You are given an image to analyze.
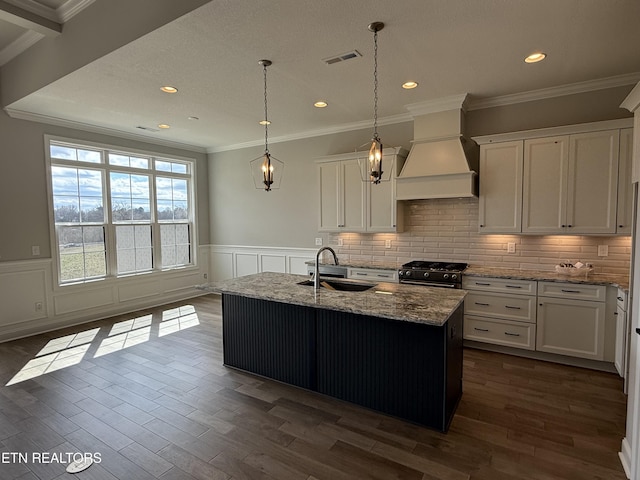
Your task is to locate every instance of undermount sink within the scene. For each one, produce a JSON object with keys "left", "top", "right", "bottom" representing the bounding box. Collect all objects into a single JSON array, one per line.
[{"left": 297, "top": 279, "right": 377, "bottom": 292}]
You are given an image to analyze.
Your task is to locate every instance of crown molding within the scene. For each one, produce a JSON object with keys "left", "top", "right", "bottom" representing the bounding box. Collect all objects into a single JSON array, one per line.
[
  {"left": 0, "top": 30, "right": 42, "bottom": 66},
  {"left": 209, "top": 112, "right": 413, "bottom": 153},
  {"left": 467, "top": 72, "right": 640, "bottom": 110},
  {"left": 404, "top": 94, "right": 470, "bottom": 116},
  {"left": 621, "top": 81, "right": 640, "bottom": 112},
  {"left": 57, "top": 0, "right": 95, "bottom": 22},
  {"left": 4, "top": 0, "right": 93, "bottom": 23},
  {"left": 5, "top": 108, "right": 208, "bottom": 154}
]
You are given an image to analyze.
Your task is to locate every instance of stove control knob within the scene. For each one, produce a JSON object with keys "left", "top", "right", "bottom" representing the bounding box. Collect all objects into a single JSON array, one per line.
[
  {"left": 443, "top": 273, "right": 450, "bottom": 279},
  {"left": 398, "top": 270, "right": 404, "bottom": 276},
  {"left": 423, "top": 272, "right": 430, "bottom": 278},
  {"left": 451, "top": 274, "right": 457, "bottom": 280},
  {"left": 405, "top": 271, "right": 412, "bottom": 277}
]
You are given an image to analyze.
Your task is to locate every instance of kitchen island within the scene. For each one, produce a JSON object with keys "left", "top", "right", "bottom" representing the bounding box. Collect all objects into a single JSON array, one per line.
[{"left": 206, "top": 272, "right": 466, "bottom": 432}]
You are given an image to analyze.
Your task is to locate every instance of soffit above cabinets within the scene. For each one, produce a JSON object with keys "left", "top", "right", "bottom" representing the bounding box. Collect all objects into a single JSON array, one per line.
[{"left": 0, "top": 0, "right": 94, "bottom": 66}]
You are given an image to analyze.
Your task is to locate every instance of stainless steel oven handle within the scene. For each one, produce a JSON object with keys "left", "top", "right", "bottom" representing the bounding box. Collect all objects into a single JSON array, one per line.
[{"left": 400, "top": 280, "right": 457, "bottom": 288}]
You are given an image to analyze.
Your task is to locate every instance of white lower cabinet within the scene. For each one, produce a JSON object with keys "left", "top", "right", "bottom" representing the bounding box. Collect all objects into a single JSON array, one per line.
[
  {"left": 347, "top": 267, "right": 398, "bottom": 282},
  {"left": 464, "top": 276, "right": 614, "bottom": 363},
  {"left": 615, "top": 288, "right": 628, "bottom": 377},
  {"left": 464, "top": 315, "right": 536, "bottom": 350},
  {"left": 536, "top": 282, "right": 606, "bottom": 360},
  {"left": 462, "top": 277, "right": 537, "bottom": 351}
]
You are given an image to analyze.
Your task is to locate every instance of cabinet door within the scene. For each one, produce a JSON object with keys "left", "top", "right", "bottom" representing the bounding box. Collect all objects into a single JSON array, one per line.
[
  {"left": 318, "top": 162, "right": 340, "bottom": 231},
  {"left": 367, "top": 156, "right": 401, "bottom": 232},
  {"left": 536, "top": 297, "right": 605, "bottom": 360},
  {"left": 566, "top": 130, "right": 619, "bottom": 234},
  {"left": 478, "top": 141, "right": 523, "bottom": 233},
  {"left": 522, "top": 136, "right": 569, "bottom": 234},
  {"left": 341, "top": 159, "right": 366, "bottom": 232},
  {"left": 615, "top": 303, "right": 627, "bottom": 376},
  {"left": 617, "top": 128, "right": 634, "bottom": 235}
]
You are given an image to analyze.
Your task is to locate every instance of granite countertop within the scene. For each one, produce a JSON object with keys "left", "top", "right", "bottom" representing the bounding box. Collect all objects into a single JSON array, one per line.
[
  {"left": 200, "top": 272, "right": 465, "bottom": 327},
  {"left": 465, "top": 266, "right": 629, "bottom": 291}
]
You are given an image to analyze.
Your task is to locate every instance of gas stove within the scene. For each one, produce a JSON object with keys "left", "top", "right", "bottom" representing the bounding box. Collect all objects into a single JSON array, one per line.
[{"left": 398, "top": 260, "right": 468, "bottom": 288}]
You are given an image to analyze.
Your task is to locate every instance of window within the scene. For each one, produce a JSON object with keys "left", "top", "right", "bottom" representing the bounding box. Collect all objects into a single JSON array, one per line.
[{"left": 47, "top": 139, "right": 195, "bottom": 285}]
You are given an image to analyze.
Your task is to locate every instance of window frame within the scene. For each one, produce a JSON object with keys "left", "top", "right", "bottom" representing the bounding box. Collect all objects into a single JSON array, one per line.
[{"left": 45, "top": 135, "right": 198, "bottom": 288}]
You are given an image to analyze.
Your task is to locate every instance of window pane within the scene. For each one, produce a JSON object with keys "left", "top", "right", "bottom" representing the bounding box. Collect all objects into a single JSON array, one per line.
[
  {"left": 52, "top": 167, "right": 103, "bottom": 224},
  {"left": 156, "top": 177, "right": 189, "bottom": 221},
  {"left": 109, "top": 153, "right": 150, "bottom": 169},
  {"left": 160, "top": 224, "right": 191, "bottom": 269},
  {"left": 155, "top": 160, "right": 172, "bottom": 172},
  {"left": 110, "top": 172, "right": 150, "bottom": 223},
  {"left": 115, "top": 225, "right": 152, "bottom": 275},
  {"left": 50, "top": 145, "right": 101, "bottom": 163},
  {"left": 58, "top": 226, "right": 106, "bottom": 282}
]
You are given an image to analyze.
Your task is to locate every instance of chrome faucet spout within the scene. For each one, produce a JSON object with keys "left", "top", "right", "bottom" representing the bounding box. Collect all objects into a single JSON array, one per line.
[{"left": 314, "top": 246, "right": 339, "bottom": 291}]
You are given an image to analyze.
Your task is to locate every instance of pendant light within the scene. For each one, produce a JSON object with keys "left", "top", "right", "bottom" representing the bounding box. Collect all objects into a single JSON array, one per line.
[
  {"left": 250, "top": 59, "right": 283, "bottom": 191},
  {"left": 367, "top": 21, "right": 384, "bottom": 184}
]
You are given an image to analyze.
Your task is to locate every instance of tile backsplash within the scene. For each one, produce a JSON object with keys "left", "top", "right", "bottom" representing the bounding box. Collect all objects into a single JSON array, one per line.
[{"left": 330, "top": 198, "right": 632, "bottom": 275}]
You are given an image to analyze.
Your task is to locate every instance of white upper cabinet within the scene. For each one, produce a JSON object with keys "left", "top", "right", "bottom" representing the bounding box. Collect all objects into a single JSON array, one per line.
[
  {"left": 523, "top": 130, "right": 620, "bottom": 235},
  {"left": 478, "top": 140, "right": 523, "bottom": 233},
  {"left": 617, "top": 128, "right": 634, "bottom": 234},
  {"left": 522, "top": 135, "right": 569, "bottom": 234},
  {"left": 317, "top": 148, "right": 407, "bottom": 233}
]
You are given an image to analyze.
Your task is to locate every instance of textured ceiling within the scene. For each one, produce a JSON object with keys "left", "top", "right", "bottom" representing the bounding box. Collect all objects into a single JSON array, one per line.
[{"left": 4, "top": 0, "right": 640, "bottom": 152}]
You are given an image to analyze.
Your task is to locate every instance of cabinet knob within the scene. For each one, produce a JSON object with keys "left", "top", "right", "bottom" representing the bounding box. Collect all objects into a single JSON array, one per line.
[
  {"left": 619, "top": 225, "right": 624, "bottom": 228},
  {"left": 561, "top": 224, "right": 566, "bottom": 228},
  {"left": 479, "top": 224, "right": 484, "bottom": 228},
  {"left": 568, "top": 225, "right": 572, "bottom": 228}
]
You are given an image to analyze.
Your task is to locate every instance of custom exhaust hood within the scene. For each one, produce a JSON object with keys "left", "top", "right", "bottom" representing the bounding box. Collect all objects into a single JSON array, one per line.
[{"left": 396, "top": 95, "right": 479, "bottom": 200}]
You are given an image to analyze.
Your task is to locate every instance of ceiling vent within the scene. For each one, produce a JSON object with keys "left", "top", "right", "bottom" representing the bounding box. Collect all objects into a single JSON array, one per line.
[{"left": 323, "top": 50, "right": 362, "bottom": 65}]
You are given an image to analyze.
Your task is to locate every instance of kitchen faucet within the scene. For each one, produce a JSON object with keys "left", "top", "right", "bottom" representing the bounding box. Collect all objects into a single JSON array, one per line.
[{"left": 314, "top": 246, "right": 339, "bottom": 291}]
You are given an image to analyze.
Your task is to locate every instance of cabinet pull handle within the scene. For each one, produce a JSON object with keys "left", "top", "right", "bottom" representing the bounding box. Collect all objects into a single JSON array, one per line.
[
  {"left": 614, "top": 312, "right": 618, "bottom": 315},
  {"left": 474, "top": 327, "right": 489, "bottom": 332},
  {"left": 617, "top": 296, "right": 624, "bottom": 301},
  {"left": 504, "top": 332, "right": 521, "bottom": 337},
  {"left": 636, "top": 328, "right": 640, "bottom": 336},
  {"left": 561, "top": 289, "right": 581, "bottom": 293},
  {"left": 356, "top": 272, "right": 367, "bottom": 276},
  {"left": 619, "top": 225, "right": 624, "bottom": 228},
  {"left": 475, "top": 302, "right": 490, "bottom": 306},
  {"left": 505, "top": 285, "right": 522, "bottom": 289},
  {"left": 475, "top": 282, "right": 491, "bottom": 286},
  {"left": 378, "top": 274, "right": 390, "bottom": 278},
  {"left": 505, "top": 305, "right": 521, "bottom": 310}
]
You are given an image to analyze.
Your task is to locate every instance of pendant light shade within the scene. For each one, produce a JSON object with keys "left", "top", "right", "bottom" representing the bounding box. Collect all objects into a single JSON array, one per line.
[
  {"left": 367, "top": 21, "right": 384, "bottom": 184},
  {"left": 250, "top": 59, "right": 283, "bottom": 191}
]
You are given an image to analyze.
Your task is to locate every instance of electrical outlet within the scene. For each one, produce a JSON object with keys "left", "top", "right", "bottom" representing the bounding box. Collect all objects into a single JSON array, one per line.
[
  {"left": 507, "top": 242, "right": 516, "bottom": 254},
  {"left": 31, "top": 245, "right": 40, "bottom": 256},
  {"left": 385, "top": 239, "right": 392, "bottom": 249},
  {"left": 35, "top": 302, "right": 43, "bottom": 312},
  {"left": 315, "top": 237, "right": 323, "bottom": 246},
  {"left": 337, "top": 238, "right": 344, "bottom": 247},
  {"left": 598, "top": 244, "right": 609, "bottom": 257},
  {"left": 203, "top": 273, "right": 208, "bottom": 280}
]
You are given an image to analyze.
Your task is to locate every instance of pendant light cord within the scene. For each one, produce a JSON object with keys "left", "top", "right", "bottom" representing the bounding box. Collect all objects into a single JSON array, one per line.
[
  {"left": 372, "top": 28, "right": 379, "bottom": 140},
  {"left": 263, "top": 62, "right": 269, "bottom": 154}
]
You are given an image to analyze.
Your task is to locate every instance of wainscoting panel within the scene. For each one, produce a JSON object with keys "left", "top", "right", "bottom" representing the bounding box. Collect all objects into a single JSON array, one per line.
[
  {"left": 0, "top": 260, "right": 49, "bottom": 327},
  {"left": 210, "top": 245, "right": 316, "bottom": 281}
]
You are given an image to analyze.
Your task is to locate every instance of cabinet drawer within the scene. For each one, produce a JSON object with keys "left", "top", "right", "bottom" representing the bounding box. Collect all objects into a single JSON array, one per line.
[
  {"left": 464, "top": 291, "right": 536, "bottom": 323},
  {"left": 537, "top": 281, "right": 606, "bottom": 301},
  {"left": 464, "top": 315, "right": 535, "bottom": 350},
  {"left": 347, "top": 268, "right": 398, "bottom": 282},
  {"left": 462, "top": 276, "right": 537, "bottom": 295}
]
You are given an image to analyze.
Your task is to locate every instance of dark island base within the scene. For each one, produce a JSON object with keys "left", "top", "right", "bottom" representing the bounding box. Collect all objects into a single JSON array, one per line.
[{"left": 222, "top": 294, "right": 463, "bottom": 432}]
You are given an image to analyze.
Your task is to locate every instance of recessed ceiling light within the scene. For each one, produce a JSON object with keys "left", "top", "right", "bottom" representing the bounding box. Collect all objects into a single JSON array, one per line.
[
  {"left": 314, "top": 101, "right": 328, "bottom": 108},
  {"left": 524, "top": 52, "right": 546, "bottom": 64},
  {"left": 158, "top": 124, "right": 171, "bottom": 129},
  {"left": 402, "top": 81, "right": 418, "bottom": 89},
  {"left": 259, "top": 120, "right": 271, "bottom": 125},
  {"left": 188, "top": 116, "right": 199, "bottom": 121},
  {"left": 160, "top": 86, "right": 178, "bottom": 93}
]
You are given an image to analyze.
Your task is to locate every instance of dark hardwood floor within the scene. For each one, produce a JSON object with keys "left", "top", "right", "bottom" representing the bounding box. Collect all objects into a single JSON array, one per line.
[{"left": 0, "top": 294, "right": 628, "bottom": 480}]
